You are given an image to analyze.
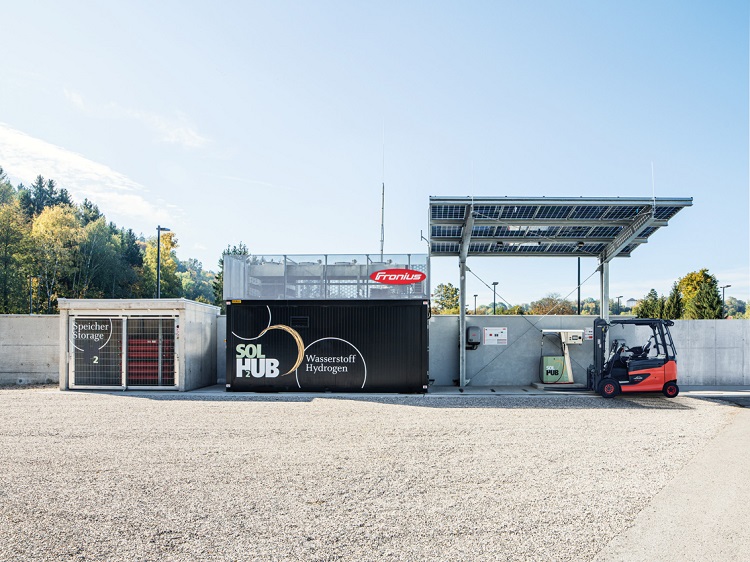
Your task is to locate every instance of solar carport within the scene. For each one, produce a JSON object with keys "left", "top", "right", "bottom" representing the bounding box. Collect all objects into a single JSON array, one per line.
[{"left": 428, "top": 196, "right": 692, "bottom": 386}]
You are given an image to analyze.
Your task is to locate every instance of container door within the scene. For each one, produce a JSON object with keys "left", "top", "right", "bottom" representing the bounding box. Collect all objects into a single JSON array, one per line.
[
  {"left": 70, "top": 317, "right": 124, "bottom": 388},
  {"left": 126, "top": 317, "right": 176, "bottom": 387}
]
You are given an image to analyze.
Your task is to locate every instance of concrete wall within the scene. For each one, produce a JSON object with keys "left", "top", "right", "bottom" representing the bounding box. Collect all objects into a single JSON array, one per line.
[
  {"left": 1, "top": 314, "right": 747, "bottom": 388},
  {"left": 429, "top": 316, "right": 750, "bottom": 387},
  {"left": 0, "top": 315, "right": 60, "bottom": 385}
]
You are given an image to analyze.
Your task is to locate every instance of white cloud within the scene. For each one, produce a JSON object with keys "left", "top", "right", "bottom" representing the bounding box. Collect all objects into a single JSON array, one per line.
[
  {"left": 0, "top": 123, "right": 174, "bottom": 227},
  {"left": 63, "top": 88, "right": 209, "bottom": 149}
]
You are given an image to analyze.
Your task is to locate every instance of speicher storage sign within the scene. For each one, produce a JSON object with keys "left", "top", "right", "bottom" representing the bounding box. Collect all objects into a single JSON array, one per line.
[{"left": 226, "top": 299, "right": 429, "bottom": 393}]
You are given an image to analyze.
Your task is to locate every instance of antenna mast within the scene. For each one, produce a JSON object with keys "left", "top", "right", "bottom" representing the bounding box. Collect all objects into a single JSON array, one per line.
[{"left": 380, "top": 123, "right": 385, "bottom": 260}]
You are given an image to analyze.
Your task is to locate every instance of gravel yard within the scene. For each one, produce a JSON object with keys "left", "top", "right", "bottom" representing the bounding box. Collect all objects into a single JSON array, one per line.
[{"left": 0, "top": 387, "right": 736, "bottom": 561}]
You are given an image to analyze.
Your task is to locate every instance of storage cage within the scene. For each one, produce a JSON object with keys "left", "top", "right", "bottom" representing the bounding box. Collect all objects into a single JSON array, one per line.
[
  {"left": 226, "top": 299, "right": 429, "bottom": 393},
  {"left": 59, "top": 299, "right": 220, "bottom": 391}
]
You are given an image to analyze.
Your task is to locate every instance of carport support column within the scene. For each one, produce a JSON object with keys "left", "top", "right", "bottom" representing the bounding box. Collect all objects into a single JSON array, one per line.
[
  {"left": 459, "top": 259, "right": 467, "bottom": 387},
  {"left": 600, "top": 260, "right": 610, "bottom": 322}
]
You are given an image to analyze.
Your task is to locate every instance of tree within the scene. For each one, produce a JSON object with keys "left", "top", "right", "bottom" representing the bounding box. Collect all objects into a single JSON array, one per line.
[
  {"left": 213, "top": 242, "right": 249, "bottom": 307},
  {"left": 0, "top": 166, "right": 16, "bottom": 205},
  {"left": 529, "top": 293, "right": 576, "bottom": 315},
  {"left": 432, "top": 282, "right": 459, "bottom": 314},
  {"left": 725, "top": 297, "right": 746, "bottom": 318},
  {"left": 142, "top": 231, "right": 180, "bottom": 298},
  {"left": 70, "top": 217, "right": 118, "bottom": 298},
  {"left": 177, "top": 258, "right": 215, "bottom": 302},
  {"left": 684, "top": 280, "right": 723, "bottom": 319},
  {"left": 663, "top": 282, "right": 683, "bottom": 320},
  {"left": 0, "top": 200, "right": 31, "bottom": 312},
  {"left": 18, "top": 175, "right": 73, "bottom": 217},
  {"left": 30, "top": 204, "right": 81, "bottom": 313},
  {"left": 635, "top": 289, "right": 661, "bottom": 318},
  {"left": 678, "top": 269, "right": 715, "bottom": 314}
]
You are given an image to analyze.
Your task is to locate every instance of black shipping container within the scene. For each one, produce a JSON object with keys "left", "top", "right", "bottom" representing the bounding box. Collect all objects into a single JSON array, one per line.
[{"left": 226, "top": 299, "right": 429, "bottom": 393}]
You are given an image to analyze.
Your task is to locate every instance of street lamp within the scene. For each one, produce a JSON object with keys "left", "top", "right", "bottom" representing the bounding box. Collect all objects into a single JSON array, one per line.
[
  {"left": 616, "top": 295, "right": 623, "bottom": 316},
  {"left": 720, "top": 284, "right": 731, "bottom": 318},
  {"left": 492, "top": 281, "right": 498, "bottom": 315},
  {"left": 473, "top": 294, "right": 478, "bottom": 315},
  {"left": 156, "top": 225, "right": 171, "bottom": 298}
]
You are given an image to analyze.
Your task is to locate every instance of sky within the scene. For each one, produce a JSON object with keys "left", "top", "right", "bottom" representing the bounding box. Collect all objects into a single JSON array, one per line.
[{"left": 1, "top": 1, "right": 748, "bottom": 307}]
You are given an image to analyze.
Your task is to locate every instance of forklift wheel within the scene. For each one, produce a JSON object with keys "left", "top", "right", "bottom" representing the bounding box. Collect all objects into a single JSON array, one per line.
[
  {"left": 663, "top": 382, "right": 679, "bottom": 398},
  {"left": 599, "top": 378, "right": 621, "bottom": 398}
]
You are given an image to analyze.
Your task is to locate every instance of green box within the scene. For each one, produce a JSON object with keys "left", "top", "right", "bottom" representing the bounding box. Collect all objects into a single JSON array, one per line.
[{"left": 540, "top": 356, "right": 567, "bottom": 383}]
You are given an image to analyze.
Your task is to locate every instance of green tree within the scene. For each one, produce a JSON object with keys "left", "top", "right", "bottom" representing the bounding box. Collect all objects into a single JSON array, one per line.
[
  {"left": 142, "top": 231, "right": 180, "bottom": 298},
  {"left": 725, "top": 297, "right": 746, "bottom": 318},
  {"left": 213, "top": 242, "right": 249, "bottom": 307},
  {"left": 684, "top": 279, "right": 723, "bottom": 319},
  {"left": 18, "top": 175, "right": 73, "bottom": 217},
  {"left": 31, "top": 204, "right": 81, "bottom": 313},
  {"left": 432, "top": 282, "right": 460, "bottom": 314},
  {"left": 177, "top": 258, "right": 215, "bottom": 302},
  {"left": 0, "top": 200, "right": 31, "bottom": 312},
  {"left": 0, "top": 166, "right": 16, "bottom": 205},
  {"left": 529, "top": 293, "right": 576, "bottom": 315},
  {"left": 70, "top": 217, "right": 119, "bottom": 298},
  {"left": 663, "top": 282, "right": 683, "bottom": 320},
  {"left": 635, "top": 289, "right": 661, "bottom": 318},
  {"left": 677, "top": 269, "right": 715, "bottom": 313}
]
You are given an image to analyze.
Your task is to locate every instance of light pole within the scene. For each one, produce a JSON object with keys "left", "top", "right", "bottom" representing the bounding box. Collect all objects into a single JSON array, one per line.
[
  {"left": 473, "top": 294, "right": 478, "bottom": 315},
  {"left": 720, "top": 284, "right": 731, "bottom": 318},
  {"left": 616, "top": 295, "right": 623, "bottom": 316},
  {"left": 492, "top": 281, "right": 498, "bottom": 315},
  {"left": 156, "top": 225, "right": 171, "bottom": 298}
]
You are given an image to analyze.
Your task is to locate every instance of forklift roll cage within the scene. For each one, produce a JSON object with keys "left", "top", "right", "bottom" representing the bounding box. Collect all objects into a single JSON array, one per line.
[{"left": 590, "top": 317, "right": 679, "bottom": 398}]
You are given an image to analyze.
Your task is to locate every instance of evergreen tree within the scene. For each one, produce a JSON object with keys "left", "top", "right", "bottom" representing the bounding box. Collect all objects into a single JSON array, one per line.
[
  {"left": 635, "top": 289, "right": 660, "bottom": 318},
  {"left": 685, "top": 280, "right": 723, "bottom": 319},
  {"left": 664, "top": 282, "right": 683, "bottom": 320}
]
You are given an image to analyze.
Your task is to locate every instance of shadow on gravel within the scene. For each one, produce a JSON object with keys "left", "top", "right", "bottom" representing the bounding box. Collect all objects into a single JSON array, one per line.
[{"left": 75, "top": 390, "right": 701, "bottom": 411}]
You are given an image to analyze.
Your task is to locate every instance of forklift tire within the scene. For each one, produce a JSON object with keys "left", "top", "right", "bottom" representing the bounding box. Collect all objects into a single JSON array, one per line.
[
  {"left": 599, "top": 378, "right": 621, "bottom": 398},
  {"left": 663, "top": 382, "right": 679, "bottom": 398}
]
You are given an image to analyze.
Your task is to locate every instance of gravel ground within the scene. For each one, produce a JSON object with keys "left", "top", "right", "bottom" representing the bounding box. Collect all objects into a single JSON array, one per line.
[{"left": 0, "top": 386, "right": 736, "bottom": 561}]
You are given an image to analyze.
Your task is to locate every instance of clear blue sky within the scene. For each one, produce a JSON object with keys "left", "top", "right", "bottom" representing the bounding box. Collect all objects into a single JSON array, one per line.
[{"left": 1, "top": 1, "right": 747, "bottom": 306}]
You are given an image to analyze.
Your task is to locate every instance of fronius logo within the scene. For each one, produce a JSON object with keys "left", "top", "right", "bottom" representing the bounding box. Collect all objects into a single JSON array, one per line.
[{"left": 370, "top": 268, "right": 426, "bottom": 285}]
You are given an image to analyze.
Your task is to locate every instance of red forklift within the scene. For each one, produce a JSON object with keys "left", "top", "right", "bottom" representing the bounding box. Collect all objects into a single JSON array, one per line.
[{"left": 589, "top": 318, "right": 679, "bottom": 398}]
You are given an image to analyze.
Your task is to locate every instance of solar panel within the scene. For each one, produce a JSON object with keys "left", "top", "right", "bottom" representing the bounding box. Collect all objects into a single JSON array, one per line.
[
  {"left": 471, "top": 225, "right": 496, "bottom": 237},
  {"left": 428, "top": 197, "right": 691, "bottom": 259},
  {"left": 516, "top": 244, "right": 547, "bottom": 253},
  {"left": 570, "top": 206, "right": 608, "bottom": 219},
  {"left": 432, "top": 225, "right": 462, "bottom": 238},
  {"left": 546, "top": 244, "right": 577, "bottom": 253},
  {"left": 604, "top": 205, "right": 644, "bottom": 219},
  {"left": 589, "top": 226, "right": 622, "bottom": 238},
  {"left": 654, "top": 206, "right": 681, "bottom": 220},
  {"left": 534, "top": 205, "right": 573, "bottom": 219},
  {"left": 431, "top": 242, "right": 459, "bottom": 253},
  {"left": 495, "top": 226, "right": 527, "bottom": 237},
  {"left": 431, "top": 205, "right": 465, "bottom": 220},
  {"left": 473, "top": 205, "right": 502, "bottom": 219},
  {"left": 500, "top": 205, "right": 538, "bottom": 219},
  {"left": 557, "top": 226, "right": 591, "bottom": 238},
  {"left": 469, "top": 242, "right": 492, "bottom": 253}
]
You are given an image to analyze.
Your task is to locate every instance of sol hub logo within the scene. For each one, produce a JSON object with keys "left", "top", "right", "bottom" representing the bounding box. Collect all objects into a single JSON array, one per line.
[{"left": 235, "top": 343, "right": 280, "bottom": 378}]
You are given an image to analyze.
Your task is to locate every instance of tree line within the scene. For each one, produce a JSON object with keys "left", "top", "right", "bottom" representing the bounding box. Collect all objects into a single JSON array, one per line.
[
  {"left": 431, "top": 268, "right": 746, "bottom": 319},
  {"left": 633, "top": 269, "right": 745, "bottom": 319},
  {"left": 0, "top": 166, "right": 216, "bottom": 313}
]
